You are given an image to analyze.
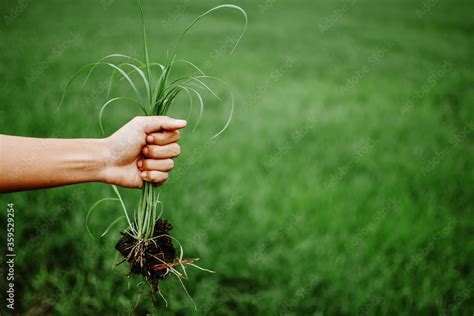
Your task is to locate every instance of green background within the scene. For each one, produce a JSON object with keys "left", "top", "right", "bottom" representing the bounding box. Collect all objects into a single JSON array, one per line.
[{"left": 1, "top": 0, "right": 473, "bottom": 314}]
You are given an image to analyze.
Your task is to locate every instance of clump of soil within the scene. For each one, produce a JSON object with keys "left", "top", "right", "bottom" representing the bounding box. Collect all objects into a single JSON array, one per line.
[{"left": 116, "top": 219, "right": 177, "bottom": 291}]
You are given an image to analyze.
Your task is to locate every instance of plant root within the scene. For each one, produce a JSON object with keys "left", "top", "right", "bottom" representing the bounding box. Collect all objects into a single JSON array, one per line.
[{"left": 115, "top": 219, "right": 177, "bottom": 292}]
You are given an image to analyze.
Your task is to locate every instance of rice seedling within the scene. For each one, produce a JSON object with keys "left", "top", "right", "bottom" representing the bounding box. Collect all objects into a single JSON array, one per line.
[{"left": 58, "top": 0, "right": 247, "bottom": 310}]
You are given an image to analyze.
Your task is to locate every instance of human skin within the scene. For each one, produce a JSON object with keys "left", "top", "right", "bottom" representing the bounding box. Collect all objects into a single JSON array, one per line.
[{"left": 0, "top": 116, "right": 186, "bottom": 192}]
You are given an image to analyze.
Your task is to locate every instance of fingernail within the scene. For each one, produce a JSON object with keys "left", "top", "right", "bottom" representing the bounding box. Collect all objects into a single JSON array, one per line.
[
  {"left": 141, "top": 172, "right": 147, "bottom": 178},
  {"left": 137, "top": 160, "right": 143, "bottom": 168},
  {"left": 143, "top": 147, "right": 149, "bottom": 155},
  {"left": 176, "top": 119, "right": 187, "bottom": 125},
  {"left": 147, "top": 135, "right": 154, "bottom": 143}
]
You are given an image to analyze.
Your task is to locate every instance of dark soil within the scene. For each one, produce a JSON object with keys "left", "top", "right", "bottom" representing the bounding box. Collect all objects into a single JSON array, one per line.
[{"left": 115, "top": 219, "right": 177, "bottom": 291}]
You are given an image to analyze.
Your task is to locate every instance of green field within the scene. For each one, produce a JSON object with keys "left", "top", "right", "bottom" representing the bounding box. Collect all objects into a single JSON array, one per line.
[{"left": 1, "top": 0, "right": 473, "bottom": 314}]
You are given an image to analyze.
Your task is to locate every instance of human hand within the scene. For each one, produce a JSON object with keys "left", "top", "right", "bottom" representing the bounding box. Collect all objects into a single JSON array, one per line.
[{"left": 100, "top": 116, "right": 187, "bottom": 188}]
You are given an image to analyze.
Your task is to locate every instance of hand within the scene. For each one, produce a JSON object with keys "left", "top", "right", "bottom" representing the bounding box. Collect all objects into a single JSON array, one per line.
[
  {"left": 100, "top": 116, "right": 187, "bottom": 188},
  {"left": 0, "top": 116, "right": 186, "bottom": 192}
]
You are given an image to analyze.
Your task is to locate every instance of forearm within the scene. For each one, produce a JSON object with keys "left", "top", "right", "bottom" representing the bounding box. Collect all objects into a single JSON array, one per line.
[{"left": 0, "top": 135, "right": 108, "bottom": 192}]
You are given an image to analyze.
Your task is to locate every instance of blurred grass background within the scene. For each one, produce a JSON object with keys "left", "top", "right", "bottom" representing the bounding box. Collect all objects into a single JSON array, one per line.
[{"left": 1, "top": 0, "right": 473, "bottom": 314}]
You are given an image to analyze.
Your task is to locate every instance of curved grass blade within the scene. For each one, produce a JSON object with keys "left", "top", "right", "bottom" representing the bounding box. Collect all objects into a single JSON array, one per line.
[
  {"left": 85, "top": 197, "right": 120, "bottom": 239},
  {"left": 99, "top": 97, "right": 147, "bottom": 133},
  {"left": 101, "top": 215, "right": 125, "bottom": 237},
  {"left": 192, "top": 76, "right": 234, "bottom": 138},
  {"left": 101, "top": 62, "right": 144, "bottom": 104},
  {"left": 57, "top": 63, "right": 96, "bottom": 111},
  {"left": 123, "top": 63, "right": 150, "bottom": 104},
  {"left": 112, "top": 185, "right": 136, "bottom": 235},
  {"left": 170, "top": 4, "right": 248, "bottom": 62},
  {"left": 149, "top": 62, "right": 165, "bottom": 72},
  {"left": 189, "top": 77, "right": 222, "bottom": 101},
  {"left": 105, "top": 62, "right": 164, "bottom": 100},
  {"left": 177, "top": 86, "right": 204, "bottom": 133},
  {"left": 167, "top": 76, "right": 193, "bottom": 89},
  {"left": 179, "top": 86, "right": 194, "bottom": 121},
  {"left": 103, "top": 62, "right": 165, "bottom": 98},
  {"left": 82, "top": 53, "right": 145, "bottom": 88},
  {"left": 175, "top": 59, "right": 206, "bottom": 76}
]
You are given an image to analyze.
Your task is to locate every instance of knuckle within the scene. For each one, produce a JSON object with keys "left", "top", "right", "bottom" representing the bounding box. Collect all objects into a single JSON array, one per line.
[{"left": 143, "top": 145, "right": 150, "bottom": 156}]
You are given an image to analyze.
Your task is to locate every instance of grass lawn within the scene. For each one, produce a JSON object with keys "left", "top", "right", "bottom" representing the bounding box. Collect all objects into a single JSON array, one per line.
[{"left": 1, "top": 0, "right": 473, "bottom": 314}]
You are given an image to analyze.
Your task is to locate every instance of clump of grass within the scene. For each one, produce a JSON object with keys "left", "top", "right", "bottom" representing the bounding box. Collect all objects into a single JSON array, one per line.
[{"left": 58, "top": 0, "right": 247, "bottom": 310}]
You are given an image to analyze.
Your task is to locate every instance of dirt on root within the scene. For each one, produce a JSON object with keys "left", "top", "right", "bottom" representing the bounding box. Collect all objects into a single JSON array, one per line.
[{"left": 115, "top": 219, "right": 177, "bottom": 291}]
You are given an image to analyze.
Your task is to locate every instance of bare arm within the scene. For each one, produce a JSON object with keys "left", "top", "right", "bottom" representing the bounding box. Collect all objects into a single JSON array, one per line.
[{"left": 0, "top": 116, "right": 186, "bottom": 192}]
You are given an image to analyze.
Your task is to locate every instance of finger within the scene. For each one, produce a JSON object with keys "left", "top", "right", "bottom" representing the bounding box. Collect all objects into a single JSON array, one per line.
[
  {"left": 146, "top": 130, "right": 180, "bottom": 145},
  {"left": 135, "top": 116, "right": 187, "bottom": 133},
  {"left": 138, "top": 159, "right": 174, "bottom": 172},
  {"left": 140, "top": 170, "right": 168, "bottom": 184},
  {"left": 142, "top": 143, "right": 180, "bottom": 159}
]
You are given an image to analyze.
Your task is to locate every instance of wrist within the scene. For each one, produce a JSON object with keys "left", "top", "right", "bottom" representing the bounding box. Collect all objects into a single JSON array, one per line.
[{"left": 93, "top": 137, "right": 113, "bottom": 184}]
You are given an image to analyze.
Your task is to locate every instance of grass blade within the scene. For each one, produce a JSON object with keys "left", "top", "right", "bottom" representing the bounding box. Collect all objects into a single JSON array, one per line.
[
  {"left": 82, "top": 53, "right": 145, "bottom": 87},
  {"left": 99, "top": 97, "right": 147, "bottom": 133},
  {"left": 86, "top": 197, "right": 120, "bottom": 239},
  {"left": 102, "top": 62, "right": 144, "bottom": 104},
  {"left": 137, "top": 0, "right": 152, "bottom": 104},
  {"left": 101, "top": 216, "right": 126, "bottom": 237},
  {"left": 175, "top": 59, "right": 206, "bottom": 76},
  {"left": 112, "top": 185, "right": 135, "bottom": 235},
  {"left": 170, "top": 4, "right": 248, "bottom": 61},
  {"left": 192, "top": 76, "right": 234, "bottom": 138},
  {"left": 57, "top": 63, "right": 96, "bottom": 111}
]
